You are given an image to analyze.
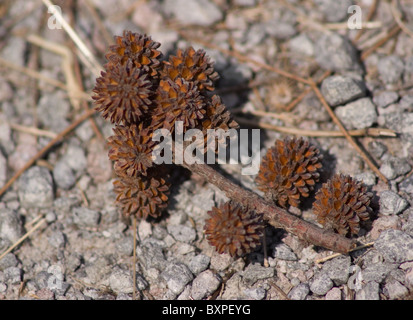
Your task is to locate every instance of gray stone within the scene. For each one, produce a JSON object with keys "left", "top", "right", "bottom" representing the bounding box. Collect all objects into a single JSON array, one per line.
[
  {"left": 163, "top": 0, "right": 223, "bottom": 27},
  {"left": 321, "top": 75, "right": 366, "bottom": 107},
  {"left": 288, "top": 34, "right": 314, "bottom": 56},
  {"left": 187, "top": 254, "right": 210, "bottom": 275},
  {"left": 18, "top": 166, "right": 54, "bottom": 208},
  {"left": 3, "top": 267, "right": 22, "bottom": 284},
  {"left": 109, "top": 267, "right": 148, "bottom": 293},
  {"left": 272, "top": 243, "right": 297, "bottom": 261},
  {"left": 288, "top": 283, "right": 310, "bottom": 300},
  {"left": 310, "top": 272, "right": 334, "bottom": 295},
  {"left": 323, "top": 255, "right": 351, "bottom": 286},
  {"left": 373, "top": 91, "right": 399, "bottom": 109},
  {"left": 265, "top": 20, "right": 297, "bottom": 40},
  {"left": 0, "top": 209, "right": 23, "bottom": 243},
  {"left": 115, "top": 238, "right": 134, "bottom": 256},
  {"left": 315, "top": 33, "right": 362, "bottom": 73},
  {"left": 0, "top": 152, "right": 6, "bottom": 188},
  {"left": 325, "top": 287, "right": 342, "bottom": 300},
  {"left": 385, "top": 281, "right": 409, "bottom": 300},
  {"left": 356, "top": 281, "right": 380, "bottom": 300},
  {"left": 63, "top": 145, "right": 87, "bottom": 176},
  {"left": 37, "top": 91, "right": 70, "bottom": 132},
  {"left": 354, "top": 171, "right": 376, "bottom": 187},
  {"left": 368, "top": 140, "right": 388, "bottom": 159},
  {"left": 73, "top": 207, "right": 100, "bottom": 228},
  {"left": 379, "top": 191, "right": 409, "bottom": 215},
  {"left": 404, "top": 56, "right": 413, "bottom": 84},
  {"left": 190, "top": 270, "right": 221, "bottom": 300},
  {"left": 0, "top": 115, "right": 14, "bottom": 156},
  {"left": 335, "top": 98, "right": 377, "bottom": 129},
  {"left": 136, "top": 242, "right": 167, "bottom": 271},
  {"left": 380, "top": 157, "right": 412, "bottom": 180},
  {"left": 361, "top": 263, "right": 396, "bottom": 283},
  {"left": 48, "top": 230, "right": 66, "bottom": 248},
  {"left": 0, "top": 78, "right": 13, "bottom": 102},
  {"left": 378, "top": 55, "right": 404, "bottom": 85},
  {"left": 0, "top": 282, "right": 7, "bottom": 293},
  {"left": 161, "top": 263, "right": 194, "bottom": 295},
  {"left": 167, "top": 224, "right": 196, "bottom": 243},
  {"left": 53, "top": 160, "right": 76, "bottom": 190},
  {"left": 243, "top": 287, "right": 266, "bottom": 300},
  {"left": 0, "top": 253, "right": 19, "bottom": 271},
  {"left": 374, "top": 229, "right": 413, "bottom": 263},
  {"left": 315, "top": 0, "right": 353, "bottom": 22},
  {"left": 242, "top": 263, "right": 274, "bottom": 285},
  {"left": 210, "top": 252, "right": 232, "bottom": 272}
]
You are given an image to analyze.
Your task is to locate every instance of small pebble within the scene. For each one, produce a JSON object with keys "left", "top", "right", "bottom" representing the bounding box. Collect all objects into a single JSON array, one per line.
[
  {"left": 0, "top": 208, "right": 23, "bottom": 243},
  {"left": 190, "top": 270, "right": 221, "bottom": 300},
  {"left": 310, "top": 272, "right": 333, "bottom": 296},
  {"left": 374, "top": 229, "right": 413, "bottom": 263},
  {"left": 288, "top": 283, "right": 310, "bottom": 300},
  {"left": 335, "top": 98, "right": 377, "bottom": 130},
  {"left": 379, "top": 191, "right": 408, "bottom": 215},
  {"left": 18, "top": 166, "right": 54, "bottom": 208},
  {"left": 161, "top": 263, "right": 194, "bottom": 295},
  {"left": 321, "top": 75, "right": 366, "bottom": 107},
  {"left": 73, "top": 207, "right": 101, "bottom": 228}
]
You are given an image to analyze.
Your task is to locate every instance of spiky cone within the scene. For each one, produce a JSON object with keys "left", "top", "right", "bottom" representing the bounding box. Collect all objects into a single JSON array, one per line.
[
  {"left": 105, "top": 31, "right": 162, "bottom": 77},
  {"left": 107, "top": 123, "right": 155, "bottom": 177},
  {"left": 161, "top": 47, "right": 219, "bottom": 91},
  {"left": 151, "top": 78, "right": 206, "bottom": 133},
  {"left": 113, "top": 172, "right": 170, "bottom": 220},
  {"left": 93, "top": 61, "right": 154, "bottom": 126},
  {"left": 255, "top": 137, "right": 323, "bottom": 208},
  {"left": 312, "top": 174, "right": 372, "bottom": 236},
  {"left": 204, "top": 201, "right": 264, "bottom": 257},
  {"left": 200, "top": 95, "right": 239, "bottom": 154}
]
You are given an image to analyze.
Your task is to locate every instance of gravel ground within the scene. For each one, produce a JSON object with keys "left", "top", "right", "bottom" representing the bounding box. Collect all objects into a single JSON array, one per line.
[{"left": 0, "top": 0, "right": 413, "bottom": 300}]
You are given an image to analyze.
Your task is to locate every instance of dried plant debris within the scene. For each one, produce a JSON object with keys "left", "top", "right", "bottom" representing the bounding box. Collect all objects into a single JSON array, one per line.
[
  {"left": 312, "top": 174, "right": 372, "bottom": 237},
  {"left": 92, "top": 30, "right": 235, "bottom": 220},
  {"left": 204, "top": 201, "right": 264, "bottom": 257},
  {"left": 255, "top": 137, "right": 323, "bottom": 208}
]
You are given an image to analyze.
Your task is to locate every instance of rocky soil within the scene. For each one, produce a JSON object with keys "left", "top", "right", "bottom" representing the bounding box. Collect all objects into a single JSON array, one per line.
[{"left": 0, "top": 0, "right": 413, "bottom": 300}]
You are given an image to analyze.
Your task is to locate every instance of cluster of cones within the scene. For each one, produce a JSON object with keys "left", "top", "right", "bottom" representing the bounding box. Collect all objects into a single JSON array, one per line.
[{"left": 93, "top": 31, "right": 373, "bottom": 258}]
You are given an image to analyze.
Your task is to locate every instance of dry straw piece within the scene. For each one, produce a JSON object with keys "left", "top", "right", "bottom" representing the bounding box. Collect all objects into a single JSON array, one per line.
[
  {"left": 255, "top": 137, "right": 323, "bottom": 208},
  {"left": 204, "top": 201, "right": 264, "bottom": 257},
  {"left": 312, "top": 174, "right": 372, "bottom": 236}
]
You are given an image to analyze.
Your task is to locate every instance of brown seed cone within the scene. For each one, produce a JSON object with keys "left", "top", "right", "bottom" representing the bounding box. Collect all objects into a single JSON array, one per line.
[
  {"left": 161, "top": 47, "right": 219, "bottom": 91},
  {"left": 151, "top": 78, "right": 206, "bottom": 133},
  {"left": 113, "top": 172, "right": 170, "bottom": 219},
  {"left": 105, "top": 31, "right": 162, "bottom": 77},
  {"left": 312, "top": 174, "right": 372, "bottom": 236},
  {"left": 255, "top": 137, "right": 323, "bottom": 208},
  {"left": 93, "top": 61, "right": 153, "bottom": 126},
  {"left": 204, "top": 201, "right": 263, "bottom": 257},
  {"left": 107, "top": 123, "right": 155, "bottom": 177},
  {"left": 200, "top": 95, "right": 239, "bottom": 154}
]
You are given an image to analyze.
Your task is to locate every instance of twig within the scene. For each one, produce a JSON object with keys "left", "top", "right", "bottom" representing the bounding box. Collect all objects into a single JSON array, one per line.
[
  {"left": 391, "top": 0, "right": 413, "bottom": 39},
  {"left": 0, "top": 108, "right": 96, "bottom": 198},
  {"left": 9, "top": 123, "right": 58, "bottom": 139},
  {"left": 269, "top": 280, "right": 290, "bottom": 300},
  {"left": 315, "top": 241, "right": 375, "bottom": 264},
  {"left": 236, "top": 118, "right": 397, "bottom": 138},
  {"left": 310, "top": 82, "right": 389, "bottom": 184},
  {"left": 354, "top": 0, "right": 378, "bottom": 42},
  {"left": 42, "top": 0, "right": 103, "bottom": 76},
  {"left": 175, "top": 143, "right": 355, "bottom": 254},
  {"left": 360, "top": 24, "right": 401, "bottom": 61},
  {"left": 0, "top": 218, "right": 47, "bottom": 261},
  {"left": 0, "top": 57, "right": 91, "bottom": 101}
]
